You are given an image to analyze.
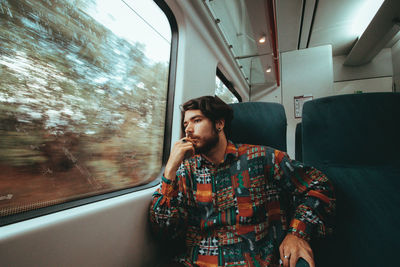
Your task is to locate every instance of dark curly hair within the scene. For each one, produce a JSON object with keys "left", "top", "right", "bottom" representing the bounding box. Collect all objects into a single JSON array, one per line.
[{"left": 181, "top": 96, "right": 234, "bottom": 138}]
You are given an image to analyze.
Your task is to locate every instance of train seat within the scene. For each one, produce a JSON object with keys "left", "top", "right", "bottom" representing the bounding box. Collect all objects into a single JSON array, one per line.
[
  {"left": 295, "top": 122, "right": 303, "bottom": 161},
  {"left": 229, "top": 102, "right": 287, "bottom": 151},
  {"left": 300, "top": 92, "right": 400, "bottom": 267}
]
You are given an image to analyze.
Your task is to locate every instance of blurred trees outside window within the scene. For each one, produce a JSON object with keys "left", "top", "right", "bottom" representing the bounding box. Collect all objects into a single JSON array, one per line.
[{"left": 0, "top": 0, "right": 171, "bottom": 217}]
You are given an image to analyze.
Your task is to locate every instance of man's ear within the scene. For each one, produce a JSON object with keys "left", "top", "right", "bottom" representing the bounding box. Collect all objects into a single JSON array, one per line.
[{"left": 215, "top": 119, "right": 225, "bottom": 131}]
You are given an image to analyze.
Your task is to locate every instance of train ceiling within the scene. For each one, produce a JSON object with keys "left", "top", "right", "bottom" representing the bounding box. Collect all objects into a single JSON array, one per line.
[{"left": 203, "top": 0, "right": 400, "bottom": 92}]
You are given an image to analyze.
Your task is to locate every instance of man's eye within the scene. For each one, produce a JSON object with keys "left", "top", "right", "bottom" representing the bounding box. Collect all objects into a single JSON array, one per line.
[{"left": 194, "top": 119, "right": 201, "bottom": 123}]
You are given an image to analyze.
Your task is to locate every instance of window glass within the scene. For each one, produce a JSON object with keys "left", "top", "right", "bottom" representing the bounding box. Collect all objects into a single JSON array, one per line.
[
  {"left": 215, "top": 75, "right": 239, "bottom": 104},
  {"left": 0, "top": 0, "right": 171, "bottom": 217}
]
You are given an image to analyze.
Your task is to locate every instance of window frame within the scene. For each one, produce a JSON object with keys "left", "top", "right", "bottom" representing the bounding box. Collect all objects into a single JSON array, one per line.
[
  {"left": 216, "top": 68, "right": 242, "bottom": 103},
  {"left": 0, "top": 0, "right": 178, "bottom": 226}
]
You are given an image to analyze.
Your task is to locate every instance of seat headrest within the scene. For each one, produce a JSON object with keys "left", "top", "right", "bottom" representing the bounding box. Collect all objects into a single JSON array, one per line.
[
  {"left": 295, "top": 123, "right": 302, "bottom": 161},
  {"left": 229, "top": 102, "right": 287, "bottom": 151},
  {"left": 302, "top": 93, "right": 400, "bottom": 166}
]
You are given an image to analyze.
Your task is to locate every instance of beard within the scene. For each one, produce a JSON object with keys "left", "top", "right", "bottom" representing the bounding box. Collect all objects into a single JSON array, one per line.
[{"left": 191, "top": 131, "right": 219, "bottom": 155}]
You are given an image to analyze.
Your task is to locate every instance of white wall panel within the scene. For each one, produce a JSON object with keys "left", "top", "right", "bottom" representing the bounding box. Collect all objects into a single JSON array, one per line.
[
  {"left": 281, "top": 45, "right": 334, "bottom": 158},
  {"left": 181, "top": 21, "right": 217, "bottom": 102},
  {"left": 392, "top": 39, "right": 400, "bottom": 91},
  {"left": 333, "top": 48, "right": 393, "bottom": 82},
  {"left": 0, "top": 187, "right": 157, "bottom": 267},
  {"left": 333, "top": 77, "right": 393, "bottom": 94},
  {"left": 252, "top": 85, "right": 282, "bottom": 103}
]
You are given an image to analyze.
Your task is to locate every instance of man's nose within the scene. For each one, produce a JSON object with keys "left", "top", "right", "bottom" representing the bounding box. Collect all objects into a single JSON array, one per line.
[{"left": 185, "top": 123, "right": 193, "bottom": 135}]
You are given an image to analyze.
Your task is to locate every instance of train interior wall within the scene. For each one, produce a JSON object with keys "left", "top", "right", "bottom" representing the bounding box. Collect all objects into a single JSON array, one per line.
[
  {"left": 0, "top": 187, "right": 158, "bottom": 267},
  {"left": 167, "top": 0, "right": 249, "bottom": 144}
]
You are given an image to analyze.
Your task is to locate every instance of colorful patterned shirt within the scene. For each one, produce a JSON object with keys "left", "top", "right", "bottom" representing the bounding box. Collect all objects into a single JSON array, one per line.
[{"left": 150, "top": 141, "right": 335, "bottom": 267}]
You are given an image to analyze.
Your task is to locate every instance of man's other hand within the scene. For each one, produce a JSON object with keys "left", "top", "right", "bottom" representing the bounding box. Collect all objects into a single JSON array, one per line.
[{"left": 279, "top": 233, "right": 315, "bottom": 267}]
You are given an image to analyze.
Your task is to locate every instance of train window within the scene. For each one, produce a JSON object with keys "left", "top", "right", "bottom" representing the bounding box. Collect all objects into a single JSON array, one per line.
[
  {"left": 215, "top": 69, "right": 241, "bottom": 103},
  {"left": 0, "top": 0, "right": 172, "bottom": 219}
]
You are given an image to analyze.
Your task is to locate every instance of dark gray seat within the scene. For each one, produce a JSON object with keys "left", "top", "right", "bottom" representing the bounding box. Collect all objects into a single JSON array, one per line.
[
  {"left": 229, "top": 102, "right": 287, "bottom": 151},
  {"left": 301, "top": 93, "right": 400, "bottom": 267},
  {"left": 295, "top": 122, "right": 302, "bottom": 161}
]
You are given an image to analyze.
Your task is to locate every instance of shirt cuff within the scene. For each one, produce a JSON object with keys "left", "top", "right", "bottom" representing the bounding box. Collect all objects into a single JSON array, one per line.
[
  {"left": 160, "top": 175, "right": 178, "bottom": 197},
  {"left": 288, "top": 218, "right": 313, "bottom": 241}
]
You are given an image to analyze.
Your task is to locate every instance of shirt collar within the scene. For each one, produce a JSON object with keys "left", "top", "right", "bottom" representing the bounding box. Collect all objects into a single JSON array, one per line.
[
  {"left": 225, "top": 140, "right": 239, "bottom": 161},
  {"left": 194, "top": 140, "right": 239, "bottom": 168}
]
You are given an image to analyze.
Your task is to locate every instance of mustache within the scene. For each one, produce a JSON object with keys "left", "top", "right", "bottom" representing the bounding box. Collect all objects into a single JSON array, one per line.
[{"left": 185, "top": 135, "right": 200, "bottom": 140}]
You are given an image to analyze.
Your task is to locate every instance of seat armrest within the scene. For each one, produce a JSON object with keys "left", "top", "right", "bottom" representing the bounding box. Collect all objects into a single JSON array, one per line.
[{"left": 296, "top": 258, "right": 310, "bottom": 267}]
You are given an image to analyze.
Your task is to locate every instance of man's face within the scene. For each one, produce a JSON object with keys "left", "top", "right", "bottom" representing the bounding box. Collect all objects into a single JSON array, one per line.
[{"left": 183, "top": 109, "right": 219, "bottom": 154}]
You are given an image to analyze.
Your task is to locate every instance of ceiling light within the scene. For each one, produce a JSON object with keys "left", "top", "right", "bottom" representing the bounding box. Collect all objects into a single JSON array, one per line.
[
  {"left": 266, "top": 67, "right": 272, "bottom": 73},
  {"left": 258, "top": 35, "right": 266, "bottom": 43}
]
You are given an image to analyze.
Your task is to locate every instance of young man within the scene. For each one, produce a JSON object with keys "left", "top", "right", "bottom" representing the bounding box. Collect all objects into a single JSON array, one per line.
[{"left": 150, "top": 96, "right": 335, "bottom": 267}]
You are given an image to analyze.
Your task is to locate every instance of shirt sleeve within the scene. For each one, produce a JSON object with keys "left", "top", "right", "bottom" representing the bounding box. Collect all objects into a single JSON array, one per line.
[
  {"left": 270, "top": 149, "right": 335, "bottom": 241},
  {"left": 149, "top": 163, "right": 189, "bottom": 240}
]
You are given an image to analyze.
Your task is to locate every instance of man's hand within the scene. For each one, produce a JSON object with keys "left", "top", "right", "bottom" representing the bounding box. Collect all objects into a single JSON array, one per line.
[
  {"left": 279, "top": 233, "right": 315, "bottom": 267},
  {"left": 164, "top": 138, "right": 195, "bottom": 181}
]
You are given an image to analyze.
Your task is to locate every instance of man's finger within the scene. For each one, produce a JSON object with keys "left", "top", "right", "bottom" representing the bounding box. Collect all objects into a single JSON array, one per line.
[
  {"left": 281, "top": 252, "right": 290, "bottom": 267},
  {"left": 182, "top": 142, "right": 195, "bottom": 150},
  {"left": 282, "top": 256, "right": 289, "bottom": 267},
  {"left": 279, "top": 245, "right": 284, "bottom": 266},
  {"left": 296, "top": 239, "right": 314, "bottom": 267},
  {"left": 182, "top": 143, "right": 195, "bottom": 159},
  {"left": 300, "top": 255, "right": 315, "bottom": 267},
  {"left": 279, "top": 244, "right": 283, "bottom": 259},
  {"left": 289, "top": 254, "right": 299, "bottom": 267}
]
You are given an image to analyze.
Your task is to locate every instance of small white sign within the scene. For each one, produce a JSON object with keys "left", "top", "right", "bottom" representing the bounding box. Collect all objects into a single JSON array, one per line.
[{"left": 294, "top": 95, "right": 313, "bottom": 118}]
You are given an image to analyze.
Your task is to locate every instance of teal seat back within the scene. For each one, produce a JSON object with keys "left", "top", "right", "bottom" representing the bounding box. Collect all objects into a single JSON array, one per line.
[
  {"left": 229, "top": 102, "right": 287, "bottom": 152},
  {"left": 302, "top": 93, "right": 400, "bottom": 166},
  {"left": 301, "top": 93, "right": 400, "bottom": 267}
]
